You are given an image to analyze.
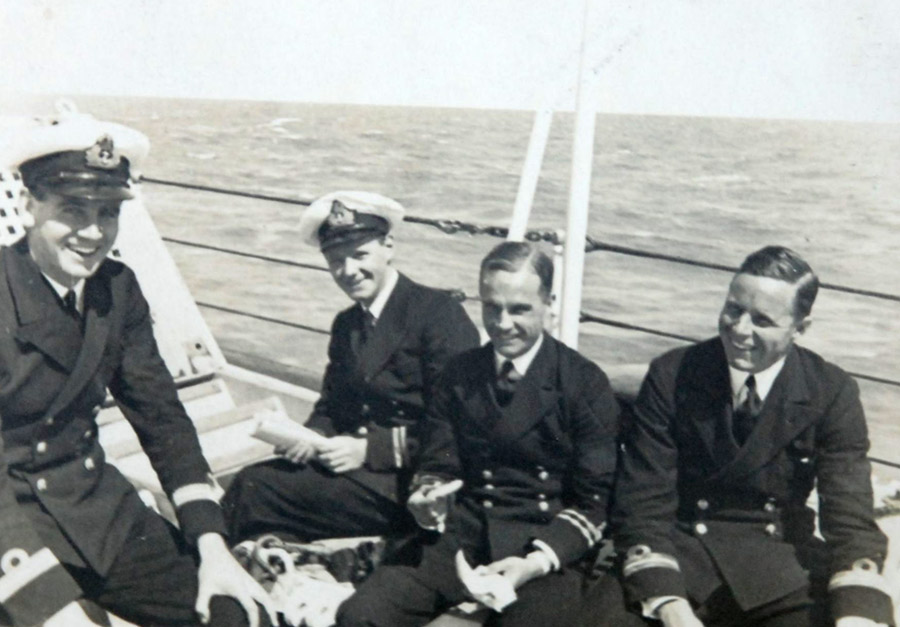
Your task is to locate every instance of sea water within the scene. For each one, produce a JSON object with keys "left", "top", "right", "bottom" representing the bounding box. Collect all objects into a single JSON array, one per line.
[{"left": 50, "top": 96, "right": 900, "bottom": 462}]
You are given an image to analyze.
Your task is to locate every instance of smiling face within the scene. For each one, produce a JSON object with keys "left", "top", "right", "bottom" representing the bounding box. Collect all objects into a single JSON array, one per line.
[
  {"left": 322, "top": 234, "right": 394, "bottom": 306},
  {"left": 480, "top": 267, "right": 548, "bottom": 359},
  {"left": 23, "top": 192, "right": 121, "bottom": 287},
  {"left": 718, "top": 273, "right": 810, "bottom": 373}
]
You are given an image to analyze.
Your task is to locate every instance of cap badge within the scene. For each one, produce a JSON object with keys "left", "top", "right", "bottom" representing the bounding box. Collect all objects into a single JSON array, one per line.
[
  {"left": 84, "top": 135, "right": 121, "bottom": 170},
  {"left": 326, "top": 199, "right": 357, "bottom": 227}
]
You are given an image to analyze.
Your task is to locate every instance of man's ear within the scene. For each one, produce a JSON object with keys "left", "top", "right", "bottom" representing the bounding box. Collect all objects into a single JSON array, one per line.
[
  {"left": 381, "top": 233, "right": 394, "bottom": 248},
  {"left": 795, "top": 316, "right": 812, "bottom": 337},
  {"left": 18, "top": 190, "right": 36, "bottom": 229}
]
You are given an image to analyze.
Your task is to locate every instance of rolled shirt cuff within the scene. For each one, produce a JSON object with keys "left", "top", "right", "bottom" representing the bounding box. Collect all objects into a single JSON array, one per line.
[{"left": 530, "top": 539, "right": 561, "bottom": 572}]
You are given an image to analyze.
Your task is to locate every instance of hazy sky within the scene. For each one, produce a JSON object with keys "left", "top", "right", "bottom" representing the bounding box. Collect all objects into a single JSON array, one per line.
[{"left": 3, "top": 0, "right": 899, "bottom": 121}]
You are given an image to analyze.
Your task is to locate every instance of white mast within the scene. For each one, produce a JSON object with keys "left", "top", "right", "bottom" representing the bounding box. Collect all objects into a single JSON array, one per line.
[
  {"left": 559, "top": 0, "right": 597, "bottom": 349},
  {"left": 508, "top": 109, "right": 553, "bottom": 242}
]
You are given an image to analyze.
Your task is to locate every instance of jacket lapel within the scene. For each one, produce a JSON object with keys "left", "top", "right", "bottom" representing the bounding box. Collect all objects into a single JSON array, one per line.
[
  {"left": 490, "top": 335, "right": 559, "bottom": 442},
  {"left": 45, "top": 273, "right": 112, "bottom": 418},
  {"left": 6, "top": 242, "right": 82, "bottom": 372},
  {"left": 453, "top": 345, "right": 502, "bottom": 436},
  {"left": 719, "top": 347, "right": 815, "bottom": 481},
  {"left": 681, "top": 340, "right": 735, "bottom": 469},
  {"left": 359, "top": 273, "right": 414, "bottom": 381}
]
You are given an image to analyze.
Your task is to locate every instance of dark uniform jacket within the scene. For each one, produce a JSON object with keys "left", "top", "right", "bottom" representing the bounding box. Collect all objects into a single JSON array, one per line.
[
  {"left": 415, "top": 336, "right": 621, "bottom": 566},
  {"left": 305, "top": 273, "right": 479, "bottom": 502},
  {"left": 614, "top": 338, "right": 893, "bottom": 624},
  {"left": 0, "top": 240, "right": 227, "bottom": 625}
]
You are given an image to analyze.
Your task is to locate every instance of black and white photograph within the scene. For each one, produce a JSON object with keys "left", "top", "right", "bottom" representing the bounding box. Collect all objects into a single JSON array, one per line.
[{"left": 1, "top": 1, "right": 898, "bottom": 625}]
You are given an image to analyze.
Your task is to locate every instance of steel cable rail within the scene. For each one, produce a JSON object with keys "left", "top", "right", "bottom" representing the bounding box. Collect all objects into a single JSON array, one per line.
[
  {"left": 145, "top": 176, "right": 900, "bottom": 468},
  {"left": 143, "top": 176, "right": 900, "bottom": 304},
  {"left": 145, "top": 175, "right": 900, "bottom": 391}
]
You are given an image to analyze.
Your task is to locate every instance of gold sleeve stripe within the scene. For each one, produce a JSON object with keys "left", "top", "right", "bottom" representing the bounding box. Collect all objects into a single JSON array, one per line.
[
  {"left": 558, "top": 508, "right": 604, "bottom": 544},
  {"left": 556, "top": 509, "right": 596, "bottom": 547},
  {"left": 828, "top": 568, "right": 892, "bottom": 596},
  {"left": 0, "top": 548, "right": 60, "bottom": 602},
  {"left": 172, "top": 482, "right": 220, "bottom": 508},
  {"left": 623, "top": 551, "right": 681, "bottom": 578},
  {"left": 392, "top": 426, "right": 407, "bottom": 468}
]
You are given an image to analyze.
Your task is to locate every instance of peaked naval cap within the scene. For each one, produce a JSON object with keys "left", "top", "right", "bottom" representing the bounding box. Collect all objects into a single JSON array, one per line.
[
  {"left": 298, "top": 191, "right": 405, "bottom": 251},
  {"left": 0, "top": 103, "right": 150, "bottom": 201}
]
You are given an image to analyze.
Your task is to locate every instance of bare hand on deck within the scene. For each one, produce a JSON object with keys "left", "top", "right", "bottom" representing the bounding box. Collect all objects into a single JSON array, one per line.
[{"left": 195, "top": 533, "right": 277, "bottom": 627}]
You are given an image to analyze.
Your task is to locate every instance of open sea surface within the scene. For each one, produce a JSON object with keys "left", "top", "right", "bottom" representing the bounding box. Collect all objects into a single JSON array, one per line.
[{"left": 17, "top": 96, "right": 899, "bottom": 463}]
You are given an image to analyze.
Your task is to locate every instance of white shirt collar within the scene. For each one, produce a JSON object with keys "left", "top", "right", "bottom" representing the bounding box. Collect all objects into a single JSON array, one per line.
[
  {"left": 41, "top": 273, "right": 85, "bottom": 313},
  {"left": 728, "top": 357, "right": 786, "bottom": 403},
  {"left": 364, "top": 267, "right": 399, "bottom": 322},
  {"left": 494, "top": 333, "right": 544, "bottom": 377}
]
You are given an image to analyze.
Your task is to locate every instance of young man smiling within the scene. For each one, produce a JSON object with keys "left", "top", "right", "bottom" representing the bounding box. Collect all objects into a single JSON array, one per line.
[
  {"left": 223, "top": 191, "right": 479, "bottom": 543},
  {"left": 0, "top": 111, "right": 274, "bottom": 626},
  {"left": 337, "top": 241, "right": 621, "bottom": 627},
  {"left": 584, "top": 246, "right": 893, "bottom": 627}
]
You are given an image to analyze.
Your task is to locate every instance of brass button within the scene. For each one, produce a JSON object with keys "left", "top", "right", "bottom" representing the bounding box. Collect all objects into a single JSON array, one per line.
[
  {"left": 84, "top": 457, "right": 95, "bottom": 471},
  {"left": 697, "top": 499, "right": 709, "bottom": 511},
  {"left": 83, "top": 429, "right": 92, "bottom": 440},
  {"left": 361, "top": 403, "right": 370, "bottom": 414},
  {"left": 45, "top": 417, "right": 54, "bottom": 426},
  {"left": 36, "top": 478, "right": 47, "bottom": 492},
  {"left": 765, "top": 523, "right": 777, "bottom": 536},
  {"left": 538, "top": 470, "right": 549, "bottom": 481},
  {"left": 482, "top": 499, "right": 494, "bottom": 509},
  {"left": 538, "top": 501, "right": 550, "bottom": 512},
  {"left": 91, "top": 405, "right": 102, "bottom": 418},
  {"left": 537, "top": 493, "right": 547, "bottom": 500},
  {"left": 484, "top": 484, "right": 495, "bottom": 491},
  {"left": 764, "top": 502, "right": 775, "bottom": 513},
  {"left": 35, "top": 442, "right": 47, "bottom": 454},
  {"left": 694, "top": 523, "right": 708, "bottom": 536},
  {"left": 482, "top": 469, "right": 493, "bottom": 480}
]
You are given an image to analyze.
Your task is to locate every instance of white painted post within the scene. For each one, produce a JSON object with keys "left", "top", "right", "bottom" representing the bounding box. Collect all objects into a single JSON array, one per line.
[
  {"left": 508, "top": 108, "right": 553, "bottom": 242},
  {"left": 559, "top": 0, "right": 597, "bottom": 349}
]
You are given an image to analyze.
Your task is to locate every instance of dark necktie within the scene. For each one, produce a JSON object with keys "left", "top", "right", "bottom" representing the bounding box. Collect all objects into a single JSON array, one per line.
[
  {"left": 495, "top": 360, "right": 520, "bottom": 406},
  {"left": 359, "top": 310, "right": 375, "bottom": 348},
  {"left": 62, "top": 290, "right": 80, "bottom": 321},
  {"left": 732, "top": 375, "right": 762, "bottom": 445}
]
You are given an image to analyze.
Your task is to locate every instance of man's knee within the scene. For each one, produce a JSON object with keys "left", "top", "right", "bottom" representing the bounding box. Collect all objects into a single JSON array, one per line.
[
  {"left": 208, "top": 596, "right": 273, "bottom": 627},
  {"left": 335, "top": 593, "right": 375, "bottom": 627}
]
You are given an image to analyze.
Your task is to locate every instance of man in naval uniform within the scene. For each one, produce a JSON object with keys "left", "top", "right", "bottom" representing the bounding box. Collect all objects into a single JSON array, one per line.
[
  {"left": 223, "top": 191, "right": 479, "bottom": 542},
  {"left": 583, "top": 246, "right": 894, "bottom": 626},
  {"left": 336, "top": 241, "right": 621, "bottom": 627},
  {"left": 0, "top": 111, "right": 275, "bottom": 626}
]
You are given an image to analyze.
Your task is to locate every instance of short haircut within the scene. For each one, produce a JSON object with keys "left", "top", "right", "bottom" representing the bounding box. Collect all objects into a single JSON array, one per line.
[
  {"left": 737, "top": 246, "right": 819, "bottom": 319},
  {"left": 480, "top": 241, "right": 553, "bottom": 302}
]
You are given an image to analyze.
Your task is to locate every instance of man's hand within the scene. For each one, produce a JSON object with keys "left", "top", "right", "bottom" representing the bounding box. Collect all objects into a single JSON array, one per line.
[
  {"left": 274, "top": 439, "right": 318, "bottom": 465},
  {"left": 482, "top": 553, "right": 548, "bottom": 590},
  {"left": 195, "top": 533, "right": 277, "bottom": 627},
  {"left": 657, "top": 598, "right": 704, "bottom": 627},
  {"left": 836, "top": 618, "right": 888, "bottom": 627},
  {"left": 44, "top": 600, "right": 105, "bottom": 627},
  {"left": 317, "top": 436, "right": 367, "bottom": 473},
  {"left": 407, "top": 479, "right": 463, "bottom": 532}
]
